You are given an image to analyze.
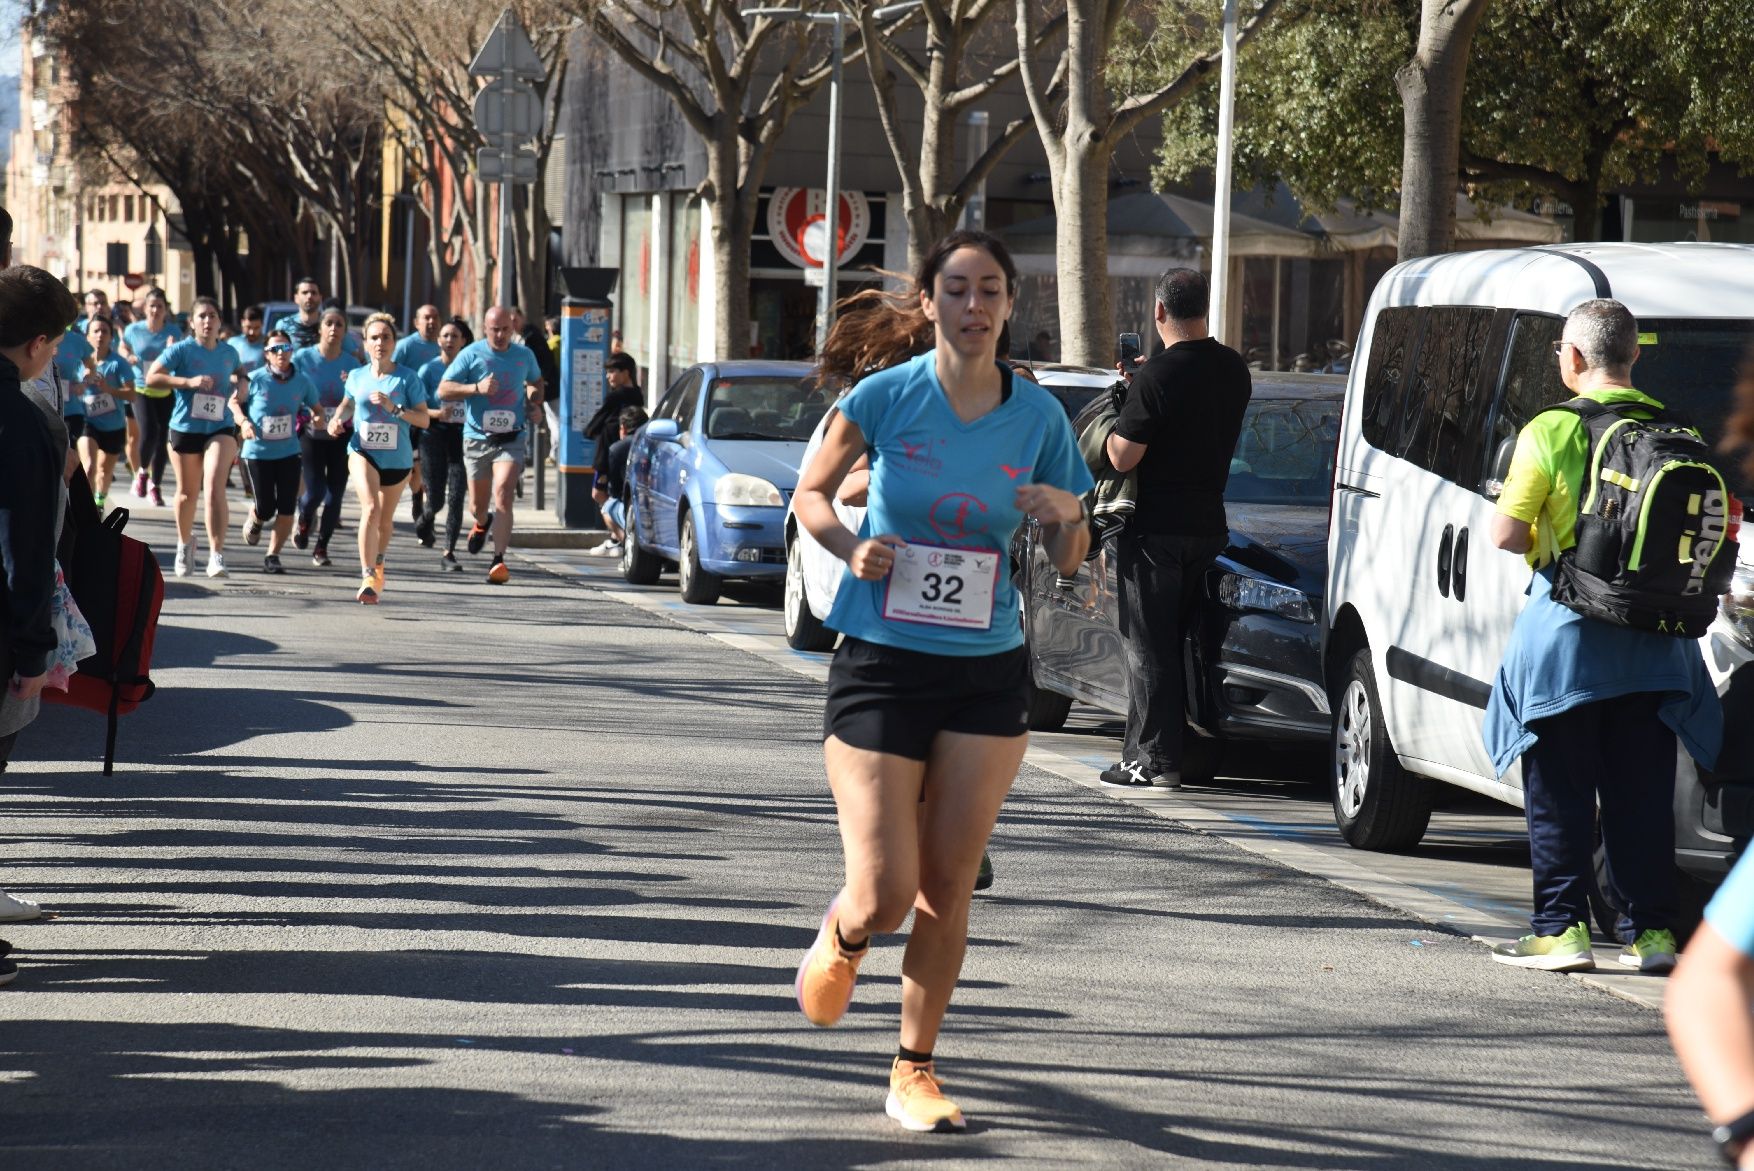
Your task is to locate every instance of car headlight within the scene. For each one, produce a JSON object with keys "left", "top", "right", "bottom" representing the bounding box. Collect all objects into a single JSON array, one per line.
[
  {"left": 1216, "top": 572, "right": 1316, "bottom": 623},
  {"left": 714, "top": 473, "right": 784, "bottom": 507},
  {"left": 1723, "top": 560, "right": 1754, "bottom": 650}
]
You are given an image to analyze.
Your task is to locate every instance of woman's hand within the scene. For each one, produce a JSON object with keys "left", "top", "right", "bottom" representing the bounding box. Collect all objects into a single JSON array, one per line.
[
  {"left": 369, "top": 390, "right": 392, "bottom": 409},
  {"left": 1015, "top": 483, "right": 1083, "bottom": 527},
  {"left": 326, "top": 415, "right": 346, "bottom": 438},
  {"left": 848, "top": 534, "right": 906, "bottom": 581},
  {"left": 238, "top": 421, "right": 258, "bottom": 441},
  {"left": 191, "top": 374, "right": 216, "bottom": 393}
]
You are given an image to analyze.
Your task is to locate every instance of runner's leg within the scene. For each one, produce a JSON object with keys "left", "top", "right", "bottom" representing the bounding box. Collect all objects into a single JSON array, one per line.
[
  {"left": 825, "top": 736, "right": 927, "bottom": 940},
  {"left": 490, "top": 456, "right": 517, "bottom": 556},
  {"left": 350, "top": 453, "right": 382, "bottom": 575},
  {"left": 171, "top": 450, "right": 203, "bottom": 545},
  {"left": 201, "top": 434, "right": 237, "bottom": 552},
  {"left": 319, "top": 439, "right": 349, "bottom": 548},
  {"left": 444, "top": 429, "right": 467, "bottom": 552}
]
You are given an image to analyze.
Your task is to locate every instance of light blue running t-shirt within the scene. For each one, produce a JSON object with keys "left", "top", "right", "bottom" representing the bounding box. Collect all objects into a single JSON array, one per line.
[
  {"left": 441, "top": 340, "right": 542, "bottom": 441},
  {"left": 343, "top": 365, "right": 428, "bottom": 470},
  {"left": 81, "top": 355, "right": 134, "bottom": 432},
  {"left": 292, "top": 345, "right": 365, "bottom": 415},
  {"left": 56, "top": 326, "right": 94, "bottom": 417},
  {"left": 823, "top": 352, "right": 1094, "bottom": 657},
  {"left": 228, "top": 334, "right": 266, "bottom": 379},
  {"left": 240, "top": 367, "right": 322, "bottom": 461},
  {"left": 122, "top": 320, "right": 183, "bottom": 392},
  {"left": 394, "top": 333, "right": 441, "bottom": 372},
  {"left": 158, "top": 337, "right": 242, "bottom": 434}
]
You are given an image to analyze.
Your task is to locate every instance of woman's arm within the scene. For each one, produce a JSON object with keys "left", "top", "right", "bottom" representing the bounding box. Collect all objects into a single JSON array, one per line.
[
  {"left": 1668, "top": 922, "right": 1754, "bottom": 1157},
  {"left": 1014, "top": 484, "right": 1089, "bottom": 576},
  {"left": 793, "top": 413, "right": 899, "bottom": 581}
]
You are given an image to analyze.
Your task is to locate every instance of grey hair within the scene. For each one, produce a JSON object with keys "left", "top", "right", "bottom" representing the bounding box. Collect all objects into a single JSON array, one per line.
[{"left": 1564, "top": 299, "right": 1639, "bottom": 371}]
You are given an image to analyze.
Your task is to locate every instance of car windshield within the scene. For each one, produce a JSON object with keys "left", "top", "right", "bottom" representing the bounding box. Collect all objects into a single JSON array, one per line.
[
  {"left": 1227, "top": 397, "right": 1342, "bottom": 505},
  {"left": 703, "top": 377, "right": 827, "bottom": 440}
]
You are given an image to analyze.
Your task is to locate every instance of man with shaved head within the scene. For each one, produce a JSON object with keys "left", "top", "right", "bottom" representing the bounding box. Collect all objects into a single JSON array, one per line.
[{"left": 435, "top": 306, "right": 544, "bottom": 584}]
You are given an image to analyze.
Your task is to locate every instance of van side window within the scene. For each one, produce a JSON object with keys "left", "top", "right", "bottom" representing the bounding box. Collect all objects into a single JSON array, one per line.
[
  {"left": 1361, "top": 306, "right": 1420, "bottom": 454},
  {"left": 1487, "top": 313, "right": 1567, "bottom": 466},
  {"left": 1398, "top": 307, "right": 1497, "bottom": 485}
]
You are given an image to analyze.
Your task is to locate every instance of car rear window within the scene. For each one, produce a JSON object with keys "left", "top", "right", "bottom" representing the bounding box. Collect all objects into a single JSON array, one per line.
[
  {"left": 1228, "top": 398, "right": 1342, "bottom": 505},
  {"left": 703, "top": 378, "right": 829, "bottom": 440}
]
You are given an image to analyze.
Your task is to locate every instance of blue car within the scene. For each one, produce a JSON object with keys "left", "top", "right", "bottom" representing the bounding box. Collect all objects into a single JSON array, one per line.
[{"left": 621, "top": 360, "right": 828, "bottom": 604}]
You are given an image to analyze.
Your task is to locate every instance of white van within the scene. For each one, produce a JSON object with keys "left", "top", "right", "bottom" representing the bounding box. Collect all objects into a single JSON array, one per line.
[{"left": 1325, "top": 242, "right": 1754, "bottom": 889}]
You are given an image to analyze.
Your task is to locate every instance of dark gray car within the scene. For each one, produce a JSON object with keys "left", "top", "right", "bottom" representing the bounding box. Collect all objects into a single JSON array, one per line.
[{"left": 1017, "top": 373, "right": 1344, "bottom": 778}]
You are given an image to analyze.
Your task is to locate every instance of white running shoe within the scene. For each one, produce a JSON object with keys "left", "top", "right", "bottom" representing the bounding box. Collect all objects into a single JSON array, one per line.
[
  {"left": 174, "top": 543, "right": 192, "bottom": 577},
  {"left": 0, "top": 890, "right": 42, "bottom": 922},
  {"left": 206, "top": 552, "right": 228, "bottom": 579}
]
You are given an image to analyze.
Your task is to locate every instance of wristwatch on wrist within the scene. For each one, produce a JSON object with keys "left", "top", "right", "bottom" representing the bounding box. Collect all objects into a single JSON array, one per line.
[
  {"left": 391, "top": 403, "right": 403, "bottom": 417},
  {"left": 1714, "top": 1107, "right": 1754, "bottom": 1165}
]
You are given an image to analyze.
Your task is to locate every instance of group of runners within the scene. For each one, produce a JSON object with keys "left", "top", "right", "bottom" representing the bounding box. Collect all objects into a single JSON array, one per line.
[{"left": 61, "top": 279, "right": 546, "bottom": 603}]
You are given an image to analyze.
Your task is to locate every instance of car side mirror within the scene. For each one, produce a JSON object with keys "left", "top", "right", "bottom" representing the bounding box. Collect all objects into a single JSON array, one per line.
[
  {"left": 646, "top": 418, "right": 680, "bottom": 441},
  {"left": 1483, "top": 436, "right": 1517, "bottom": 501}
]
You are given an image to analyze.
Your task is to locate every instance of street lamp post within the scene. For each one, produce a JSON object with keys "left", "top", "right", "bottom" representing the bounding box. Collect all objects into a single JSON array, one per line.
[
  {"left": 744, "top": 2, "right": 921, "bottom": 355},
  {"left": 1209, "top": 0, "right": 1241, "bottom": 346}
]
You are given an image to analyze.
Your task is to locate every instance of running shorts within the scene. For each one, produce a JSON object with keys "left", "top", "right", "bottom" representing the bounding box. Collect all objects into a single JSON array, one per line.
[
  {"left": 168, "top": 427, "right": 239, "bottom": 454},
  {"left": 822, "top": 637, "right": 1030, "bottom": 760},
  {"left": 85, "top": 426, "right": 125, "bottom": 455},
  {"left": 359, "top": 449, "right": 411, "bottom": 488}
]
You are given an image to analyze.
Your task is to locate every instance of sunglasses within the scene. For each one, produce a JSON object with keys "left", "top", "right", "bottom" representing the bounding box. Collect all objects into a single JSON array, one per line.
[
  {"left": 265, "top": 344, "right": 293, "bottom": 354},
  {"left": 1551, "top": 340, "right": 1574, "bottom": 356}
]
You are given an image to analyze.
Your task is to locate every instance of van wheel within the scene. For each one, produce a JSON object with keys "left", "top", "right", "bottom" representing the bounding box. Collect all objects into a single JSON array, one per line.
[
  {"left": 1025, "top": 672, "right": 1073, "bottom": 732},
  {"left": 621, "top": 500, "right": 662, "bottom": 585},
  {"left": 1332, "top": 646, "right": 1433, "bottom": 852},
  {"left": 678, "top": 510, "right": 721, "bottom": 605},
  {"left": 783, "top": 533, "right": 837, "bottom": 651}
]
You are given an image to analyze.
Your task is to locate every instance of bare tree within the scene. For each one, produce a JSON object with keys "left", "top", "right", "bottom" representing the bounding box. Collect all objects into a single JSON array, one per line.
[
  {"left": 852, "top": 0, "right": 1059, "bottom": 270},
  {"left": 1013, "top": 0, "right": 1285, "bottom": 366},
  {"left": 1396, "top": 0, "right": 1491, "bottom": 260},
  {"left": 562, "top": 1, "right": 853, "bottom": 357}
]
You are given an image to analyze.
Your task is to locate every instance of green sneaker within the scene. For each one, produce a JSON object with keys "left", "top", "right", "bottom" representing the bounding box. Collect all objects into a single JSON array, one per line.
[
  {"left": 1617, "top": 929, "right": 1677, "bottom": 973},
  {"left": 1491, "top": 922, "right": 1595, "bottom": 971},
  {"left": 974, "top": 851, "right": 994, "bottom": 893}
]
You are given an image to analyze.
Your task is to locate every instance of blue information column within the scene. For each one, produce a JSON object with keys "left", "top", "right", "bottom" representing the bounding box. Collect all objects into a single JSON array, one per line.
[{"left": 556, "top": 267, "right": 619, "bottom": 528}]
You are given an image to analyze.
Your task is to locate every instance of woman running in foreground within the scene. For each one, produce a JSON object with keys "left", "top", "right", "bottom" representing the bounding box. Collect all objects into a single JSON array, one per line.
[{"left": 789, "top": 230, "right": 1093, "bottom": 1133}]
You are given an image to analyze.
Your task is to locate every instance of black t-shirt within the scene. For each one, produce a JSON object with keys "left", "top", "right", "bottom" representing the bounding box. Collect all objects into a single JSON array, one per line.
[
  {"left": 1112, "top": 336, "right": 1252, "bottom": 536},
  {"left": 603, "top": 434, "right": 634, "bottom": 498},
  {"left": 588, "top": 384, "right": 643, "bottom": 470}
]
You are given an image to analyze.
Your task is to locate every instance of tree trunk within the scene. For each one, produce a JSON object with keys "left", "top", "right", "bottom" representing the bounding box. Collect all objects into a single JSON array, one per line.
[
  {"left": 1395, "top": 0, "right": 1490, "bottom": 262},
  {"left": 706, "top": 133, "right": 751, "bottom": 360},
  {"left": 1054, "top": 146, "right": 1112, "bottom": 367}
]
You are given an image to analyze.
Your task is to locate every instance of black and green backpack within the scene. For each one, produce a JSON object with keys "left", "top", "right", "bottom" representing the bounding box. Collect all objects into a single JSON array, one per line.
[{"left": 1541, "top": 397, "right": 1736, "bottom": 638}]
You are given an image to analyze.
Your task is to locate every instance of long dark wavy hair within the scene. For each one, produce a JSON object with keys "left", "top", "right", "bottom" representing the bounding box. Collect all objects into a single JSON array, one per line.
[{"left": 815, "top": 229, "right": 1017, "bottom": 388}]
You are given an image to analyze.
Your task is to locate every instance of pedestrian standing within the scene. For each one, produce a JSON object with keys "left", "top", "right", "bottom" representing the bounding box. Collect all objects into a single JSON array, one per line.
[
  {"left": 145, "top": 297, "right": 242, "bottom": 579},
  {"left": 790, "top": 230, "right": 1093, "bottom": 1133},
  {"left": 0, "top": 266, "right": 82, "bottom": 950},
  {"left": 416, "top": 317, "right": 472, "bottom": 570},
  {"left": 586, "top": 352, "right": 643, "bottom": 480},
  {"left": 327, "top": 313, "right": 430, "bottom": 604},
  {"left": 436, "top": 306, "right": 544, "bottom": 585},
  {"left": 232, "top": 329, "right": 322, "bottom": 574},
  {"left": 271, "top": 278, "right": 325, "bottom": 351},
  {"left": 118, "top": 287, "right": 183, "bottom": 506},
  {"left": 1098, "top": 268, "right": 1252, "bottom": 789},
  {"left": 76, "top": 314, "right": 135, "bottom": 510},
  {"left": 1484, "top": 299, "right": 1723, "bottom": 973},
  {"left": 291, "top": 309, "right": 364, "bottom": 568}
]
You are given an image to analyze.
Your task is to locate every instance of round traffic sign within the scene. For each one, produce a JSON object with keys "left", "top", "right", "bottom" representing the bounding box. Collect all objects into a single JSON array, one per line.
[
  {"left": 123, "top": 273, "right": 145, "bottom": 291},
  {"left": 768, "top": 188, "right": 870, "bottom": 269}
]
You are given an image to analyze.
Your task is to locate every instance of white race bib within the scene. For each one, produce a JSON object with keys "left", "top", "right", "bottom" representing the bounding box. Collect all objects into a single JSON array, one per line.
[
  {"left": 880, "top": 543, "right": 999, "bottom": 631},
  {"left": 445, "top": 402, "right": 467, "bottom": 424},
  {"left": 482, "top": 407, "right": 517, "bottom": 434},
  {"left": 261, "top": 414, "right": 294, "bottom": 442},
  {"left": 83, "top": 392, "right": 116, "bottom": 417},
  {"left": 190, "top": 392, "right": 225, "bottom": 422},
  {"left": 361, "top": 421, "right": 398, "bottom": 451}
]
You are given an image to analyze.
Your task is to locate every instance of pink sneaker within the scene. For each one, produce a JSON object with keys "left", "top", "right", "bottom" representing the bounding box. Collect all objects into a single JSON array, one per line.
[
  {"left": 149, "top": 482, "right": 164, "bottom": 507},
  {"left": 131, "top": 470, "right": 148, "bottom": 499}
]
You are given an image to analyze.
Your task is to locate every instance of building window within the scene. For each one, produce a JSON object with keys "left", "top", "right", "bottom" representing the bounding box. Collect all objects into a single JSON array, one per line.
[
  {"left": 109, "top": 194, "right": 120, "bottom": 221},
  {"left": 124, "top": 194, "right": 134, "bottom": 222}
]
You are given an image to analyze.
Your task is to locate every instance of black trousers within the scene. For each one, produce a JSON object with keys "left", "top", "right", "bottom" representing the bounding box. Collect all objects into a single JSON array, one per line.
[
  {"left": 420, "top": 423, "right": 467, "bottom": 552},
  {"left": 1523, "top": 692, "right": 1678, "bottom": 940},
  {"left": 1114, "top": 531, "right": 1226, "bottom": 773},
  {"left": 245, "top": 455, "right": 302, "bottom": 523},
  {"left": 297, "top": 435, "right": 350, "bottom": 547},
  {"left": 139, "top": 394, "right": 174, "bottom": 485}
]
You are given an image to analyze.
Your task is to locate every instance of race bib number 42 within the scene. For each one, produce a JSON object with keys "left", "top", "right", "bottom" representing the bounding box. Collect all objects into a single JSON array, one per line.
[
  {"left": 880, "top": 543, "right": 999, "bottom": 631},
  {"left": 361, "top": 421, "right": 398, "bottom": 450},
  {"left": 190, "top": 392, "right": 225, "bottom": 422},
  {"left": 482, "top": 407, "right": 517, "bottom": 434}
]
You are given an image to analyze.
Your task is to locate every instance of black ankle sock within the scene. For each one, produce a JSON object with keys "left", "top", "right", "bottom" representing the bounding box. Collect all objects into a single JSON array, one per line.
[
  {"left": 897, "top": 1045, "right": 932, "bottom": 1065},
  {"left": 834, "top": 924, "right": 868, "bottom": 953}
]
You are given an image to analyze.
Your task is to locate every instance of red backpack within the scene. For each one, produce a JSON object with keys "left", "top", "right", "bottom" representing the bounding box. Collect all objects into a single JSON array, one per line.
[{"left": 45, "top": 504, "right": 163, "bottom": 774}]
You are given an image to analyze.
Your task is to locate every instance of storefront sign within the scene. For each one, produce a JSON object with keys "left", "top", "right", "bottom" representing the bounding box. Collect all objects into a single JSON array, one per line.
[{"left": 768, "top": 188, "right": 870, "bottom": 269}]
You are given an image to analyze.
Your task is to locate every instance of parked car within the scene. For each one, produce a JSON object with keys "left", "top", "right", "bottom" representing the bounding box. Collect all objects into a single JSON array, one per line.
[
  {"left": 622, "top": 359, "right": 828, "bottom": 604},
  {"left": 1016, "top": 374, "right": 1344, "bottom": 778},
  {"left": 1326, "top": 243, "right": 1754, "bottom": 896},
  {"left": 782, "top": 364, "right": 1117, "bottom": 651}
]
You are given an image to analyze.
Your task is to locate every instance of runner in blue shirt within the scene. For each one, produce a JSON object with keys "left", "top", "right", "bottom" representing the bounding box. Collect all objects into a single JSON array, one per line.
[
  {"left": 230, "top": 329, "right": 323, "bottom": 574},
  {"left": 227, "top": 305, "right": 267, "bottom": 378},
  {"left": 270, "top": 277, "right": 324, "bottom": 351},
  {"left": 290, "top": 309, "right": 364, "bottom": 568},
  {"left": 789, "top": 231, "right": 1093, "bottom": 1134},
  {"left": 76, "top": 314, "right": 135, "bottom": 510},
  {"left": 53, "top": 320, "right": 96, "bottom": 446},
  {"left": 326, "top": 312, "right": 430, "bottom": 604},
  {"left": 118, "top": 288, "right": 183, "bottom": 504},
  {"left": 436, "top": 306, "right": 544, "bottom": 584},
  {"left": 415, "top": 316, "right": 473, "bottom": 570},
  {"left": 393, "top": 304, "right": 441, "bottom": 372},
  {"left": 146, "top": 297, "right": 242, "bottom": 579}
]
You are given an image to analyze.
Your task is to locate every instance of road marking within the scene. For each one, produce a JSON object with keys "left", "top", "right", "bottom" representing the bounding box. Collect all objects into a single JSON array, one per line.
[{"left": 519, "top": 552, "right": 1669, "bottom": 1012}]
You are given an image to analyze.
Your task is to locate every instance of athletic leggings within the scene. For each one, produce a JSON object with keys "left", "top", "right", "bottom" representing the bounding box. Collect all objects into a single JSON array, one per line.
[
  {"left": 297, "top": 434, "right": 350, "bottom": 547},
  {"left": 139, "top": 394, "right": 174, "bottom": 485},
  {"left": 421, "top": 422, "right": 467, "bottom": 552},
  {"left": 246, "top": 455, "right": 302, "bottom": 523}
]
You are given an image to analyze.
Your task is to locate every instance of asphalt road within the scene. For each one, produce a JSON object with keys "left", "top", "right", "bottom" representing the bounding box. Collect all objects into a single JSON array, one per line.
[{"left": 0, "top": 497, "right": 1719, "bottom": 1169}]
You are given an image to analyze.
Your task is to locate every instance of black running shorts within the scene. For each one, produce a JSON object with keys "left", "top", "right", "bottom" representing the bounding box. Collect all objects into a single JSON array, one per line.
[
  {"left": 360, "top": 449, "right": 411, "bottom": 487},
  {"left": 822, "top": 637, "right": 1030, "bottom": 761},
  {"left": 168, "top": 426, "right": 239, "bottom": 454},
  {"left": 85, "top": 426, "right": 125, "bottom": 455}
]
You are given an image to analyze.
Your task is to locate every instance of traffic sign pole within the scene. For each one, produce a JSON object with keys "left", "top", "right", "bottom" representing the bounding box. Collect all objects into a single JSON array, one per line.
[
  {"left": 817, "top": 13, "right": 844, "bottom": 358},
  {"left": 468, "top": 8, "right": 546, "bottom": 314}
]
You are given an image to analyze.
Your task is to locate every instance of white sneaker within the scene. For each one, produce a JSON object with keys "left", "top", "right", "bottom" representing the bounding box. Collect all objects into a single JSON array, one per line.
[
  {"left": 174, "top": 543, "right": 192, "bottom": 577},
  {"left": 206, "top": 552, "right": 228, "bottom": 578},
  {"left": 0, "top": 890, "right": 42, "bottom": 922}
]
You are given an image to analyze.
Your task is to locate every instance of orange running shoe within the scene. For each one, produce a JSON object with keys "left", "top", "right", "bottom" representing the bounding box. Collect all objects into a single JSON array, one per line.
[
  {"left": 794, "top": 895, "right": 864, "bottom": 1027},
  {"left": 356, "top": 575, "right": 379, "bottom": 605},
  {"left": 487, "top": 558, "right": 510, "bottom": 585},
  {"left": 886, "top": 1059, "right": 965, "bottom": 1133}
]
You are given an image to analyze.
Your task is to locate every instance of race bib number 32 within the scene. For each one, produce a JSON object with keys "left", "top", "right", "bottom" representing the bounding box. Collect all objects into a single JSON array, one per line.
[{"left": 880, "top": 543, "right": 999, "bottom": 631}]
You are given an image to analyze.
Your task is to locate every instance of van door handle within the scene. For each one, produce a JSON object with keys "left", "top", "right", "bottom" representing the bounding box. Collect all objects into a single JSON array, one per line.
[
  {"left": 1453, "top": 527, "right": 1470, "bottom": 602},
  {"left": 1437, "top": 524, "right": 1454, "bottom": 598}
]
